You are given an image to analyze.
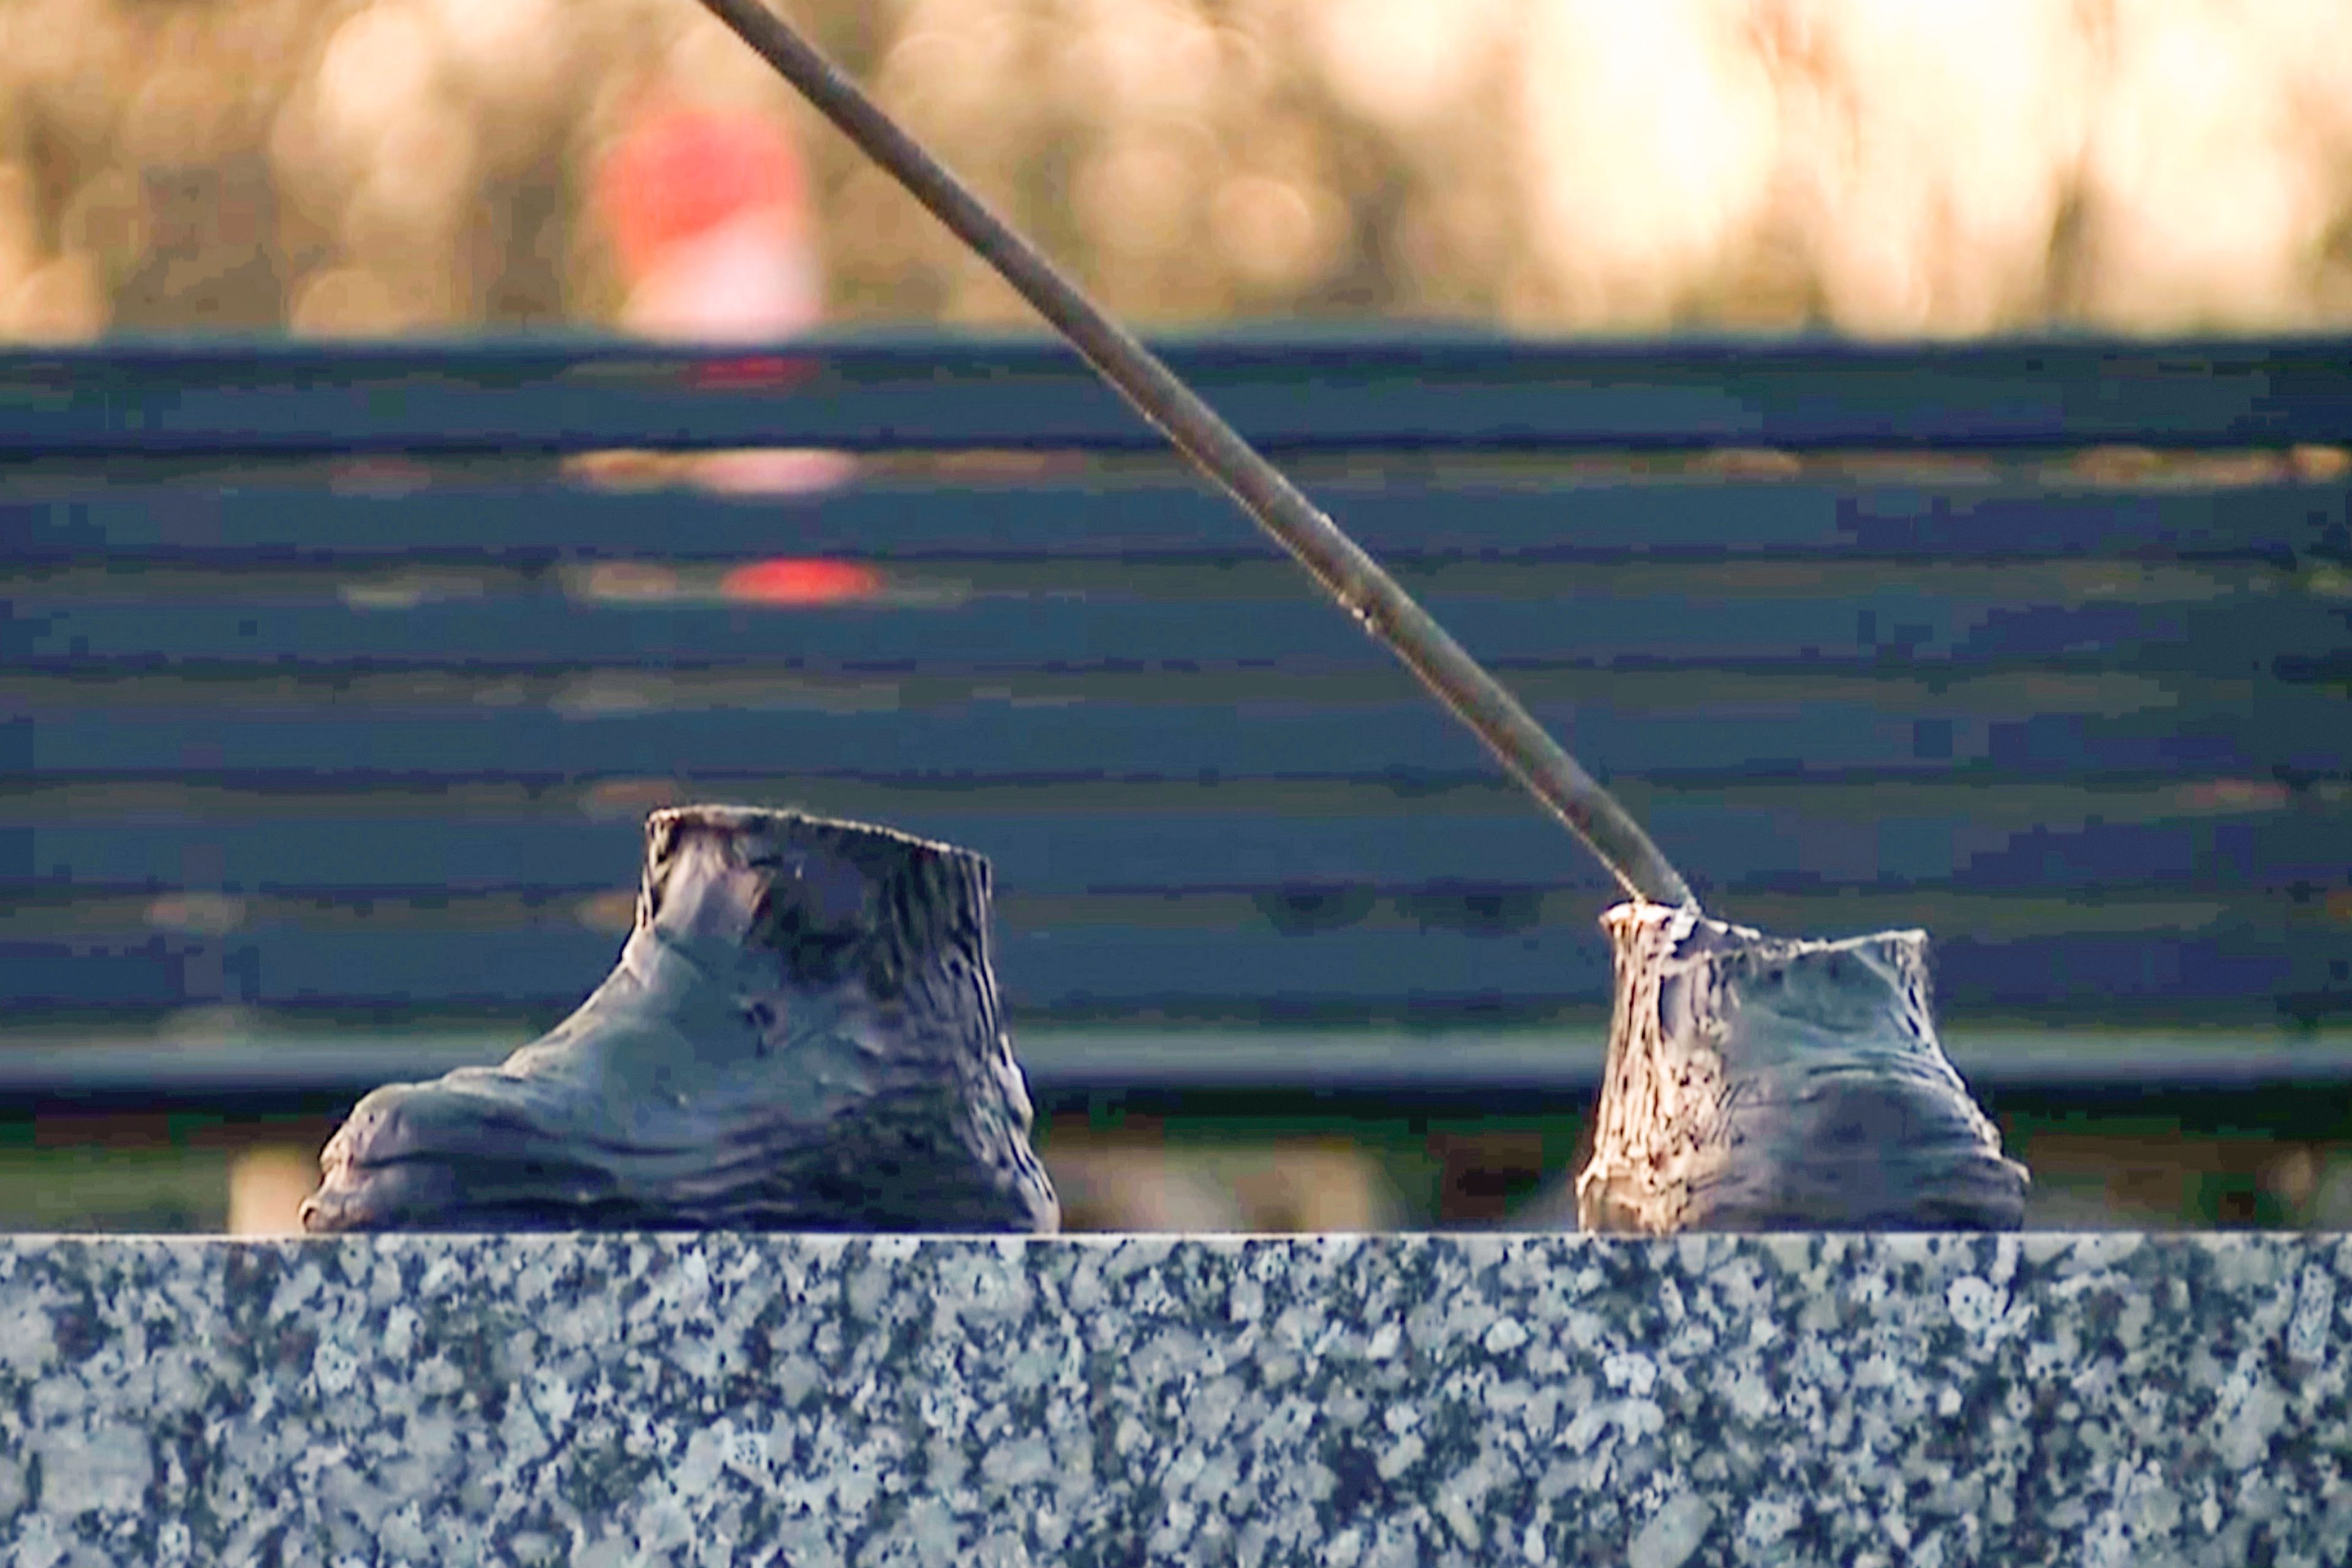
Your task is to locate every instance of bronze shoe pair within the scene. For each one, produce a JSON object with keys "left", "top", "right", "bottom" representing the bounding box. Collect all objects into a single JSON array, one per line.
[
  {"left": 300, "top": 806, "right": 1059, "bottom": 1234},
  {"left": 304, "top": 806, "right": 2023, "bottom": 1236}
]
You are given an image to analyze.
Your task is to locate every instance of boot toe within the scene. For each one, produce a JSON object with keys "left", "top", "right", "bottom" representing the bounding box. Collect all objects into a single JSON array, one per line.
[{"left": 301, "top": 1077, "right": 614, "bottom": 1232}]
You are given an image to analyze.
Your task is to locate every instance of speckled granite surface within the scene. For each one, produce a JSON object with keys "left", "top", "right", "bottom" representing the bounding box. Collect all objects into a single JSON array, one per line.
[{"left": 1, "top": 1234, "right": 2346, "bottom": 1567}]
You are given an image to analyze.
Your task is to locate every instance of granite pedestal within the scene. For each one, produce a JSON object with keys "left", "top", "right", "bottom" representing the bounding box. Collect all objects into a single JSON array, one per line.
[{"left": 1, "top": 1234, "right": 2345, "bottom": 1566}]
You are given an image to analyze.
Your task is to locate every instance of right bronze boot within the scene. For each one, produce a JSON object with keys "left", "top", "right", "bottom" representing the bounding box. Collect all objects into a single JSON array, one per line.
[
  {"left": 1575, "top": 901, "right": 2027, "bottom": 1232},
  {"left": 300, "top": 806, "right": 1060, "bottom": 1234}
]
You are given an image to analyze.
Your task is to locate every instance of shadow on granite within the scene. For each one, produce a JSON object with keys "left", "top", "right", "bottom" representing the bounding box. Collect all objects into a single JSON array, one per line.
[{"left": 1, "top": 1234, "right": 2345, "bottom": 1566}]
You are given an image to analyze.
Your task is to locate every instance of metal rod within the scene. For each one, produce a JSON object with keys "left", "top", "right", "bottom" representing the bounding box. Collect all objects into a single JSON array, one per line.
[{"left": 693, "top": 0, "right": 1695, "bottom": 908}]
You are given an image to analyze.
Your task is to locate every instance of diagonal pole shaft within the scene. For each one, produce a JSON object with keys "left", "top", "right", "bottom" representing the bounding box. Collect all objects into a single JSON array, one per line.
[{"left": 694, "top": 0, "right": 1695, "bottom": 908}]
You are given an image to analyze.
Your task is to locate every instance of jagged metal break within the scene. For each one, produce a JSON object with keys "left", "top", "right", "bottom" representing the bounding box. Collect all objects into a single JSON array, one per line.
[{"left": 1578, "top": 902, "right": 2028, "bottom": 1232}]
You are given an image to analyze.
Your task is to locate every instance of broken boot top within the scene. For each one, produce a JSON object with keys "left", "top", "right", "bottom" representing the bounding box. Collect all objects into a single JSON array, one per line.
[
  {"left": 301, "top": 806, "right": 1060, "bottom": 1234},
  {"left": 1577, "top": 902, "right": 2028, "bottom": 1234}
]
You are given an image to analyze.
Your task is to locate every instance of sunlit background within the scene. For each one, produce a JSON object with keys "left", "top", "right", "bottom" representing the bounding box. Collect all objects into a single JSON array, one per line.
[
  {"left": 5, "top": 0, "right": 2350, "bottom": 1235},
  {"left": 1, "top": 0, "right": 2349, "bottom": 343}
]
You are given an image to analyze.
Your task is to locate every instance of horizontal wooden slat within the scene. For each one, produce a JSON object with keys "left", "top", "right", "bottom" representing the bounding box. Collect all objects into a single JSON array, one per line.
[
  {"left": 1, "top": 333, "right": 2348, "bottom": 456},
  {"left": 6, "top": 668, "right": 2339, "bottom": 781},
  {"left": 7, "top": 559, "right": 2338, "bottom": 674},
  {"left": 7, "top": 1025, "right": 2351, "bottom": 1110},
  {"left": 1, "top": 880, "right": 2305, "bottom": 937},
  {"left": 5, "top": 782, "right": 2345, "bottom": 900},
  {"left": 0, "top": 885, "right": 2336, "bottom": 1020},
  {"left": 9, "top": 772, "right": 2331, "bottom": 824},
  {"left": 5, "top": 473, "right": 2346, "bottom": 565}
]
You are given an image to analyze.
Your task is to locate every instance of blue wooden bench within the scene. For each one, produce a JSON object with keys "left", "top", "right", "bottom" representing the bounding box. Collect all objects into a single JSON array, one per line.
[{"left": 2, "top": 331, "right": 2348, "bottom": 1112}]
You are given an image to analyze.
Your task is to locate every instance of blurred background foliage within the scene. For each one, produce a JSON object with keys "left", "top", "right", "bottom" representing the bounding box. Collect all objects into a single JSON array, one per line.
[{"left": 0, "top": 0, "right": 2348, "bottom": 343}]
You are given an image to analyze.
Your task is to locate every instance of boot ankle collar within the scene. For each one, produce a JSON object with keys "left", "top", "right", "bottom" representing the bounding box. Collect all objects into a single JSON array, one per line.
[{"left": 636, "top": 805, "right": 997, "bottom": 1006}]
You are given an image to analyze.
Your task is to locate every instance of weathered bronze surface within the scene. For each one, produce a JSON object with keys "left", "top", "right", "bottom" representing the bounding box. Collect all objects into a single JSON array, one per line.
[
  {"left": 1577, "top": 902, "right": 2028, "bottom": 1232},
  {"left": 300, "top": 806, "right": 1060, "bottom": 1234}
]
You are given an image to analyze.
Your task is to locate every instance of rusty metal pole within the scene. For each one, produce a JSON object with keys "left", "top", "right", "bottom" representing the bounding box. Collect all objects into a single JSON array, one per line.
[{"left": 692, "top": 0, "right": 1693, "bottom": 909}]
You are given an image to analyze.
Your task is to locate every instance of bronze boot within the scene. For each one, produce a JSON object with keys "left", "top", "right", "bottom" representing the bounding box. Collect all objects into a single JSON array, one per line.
[
  {"left": 300, "top": 806, "right": 1059, "bottom": 1234},
  {"left": 1576, "top": 902, "right": 2028, "bottom": 1232}
]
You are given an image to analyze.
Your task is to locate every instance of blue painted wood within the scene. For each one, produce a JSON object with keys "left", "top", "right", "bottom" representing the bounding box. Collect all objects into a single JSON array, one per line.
[
  {"left": 8, "top": 792, "right": 2344, "bottom": 899},
  {"left": 9, "top": 684, "right": 2342, "bottom": 782},
  {"left": 0, "top": 902, "right": 2331, "bottom": 1019},
  {"left": 0, "top": 332, "right": 2347, "bottom": 457},
  {"left": 2, "top": 331, "right": 2346, "bottom": 1052},
  {"left": 4, "top": 476, "right": 2346, "bottom": 565},
  {"left": 8, "top": 581, "right": 2337, "bottom": 675}
]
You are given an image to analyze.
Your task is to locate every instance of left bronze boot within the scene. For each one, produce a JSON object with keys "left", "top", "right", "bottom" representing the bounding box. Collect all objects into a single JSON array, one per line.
[{"left": 300, "top": 806, "right": 1060, "bottom": 1234}]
